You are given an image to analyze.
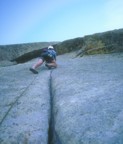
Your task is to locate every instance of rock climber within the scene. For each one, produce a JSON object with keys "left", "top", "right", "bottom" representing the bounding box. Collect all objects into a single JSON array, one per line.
[{"left": 30, "top": 45, "right": 57, "bottom": 74}]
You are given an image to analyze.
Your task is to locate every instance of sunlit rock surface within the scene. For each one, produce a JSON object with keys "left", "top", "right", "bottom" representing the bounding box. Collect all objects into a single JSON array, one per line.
[
  {"left": 0, "top": 52, "right": 123, "bottom": 144},
  {"left": 52, "top": 53, "right": 123, "bottom": 144},
  {"left": 0, "top": 60, "right": 50, "bottom": 144}
]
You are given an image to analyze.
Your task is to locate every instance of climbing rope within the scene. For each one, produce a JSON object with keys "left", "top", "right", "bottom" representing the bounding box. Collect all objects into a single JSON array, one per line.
[{"left": 0, "top": 75, "right": 38, "bottom": 126}]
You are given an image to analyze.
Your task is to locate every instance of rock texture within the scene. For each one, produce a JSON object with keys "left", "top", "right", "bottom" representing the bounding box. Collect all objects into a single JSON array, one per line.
[
  {"left": 0, "top": 60, "right": 51, "bottom": 144},
  {"left": 0, "top": 52, "right": 123, "bottom": 144},
  {"left": 52, "top": 53, "right": 123, "bottom": 144}
]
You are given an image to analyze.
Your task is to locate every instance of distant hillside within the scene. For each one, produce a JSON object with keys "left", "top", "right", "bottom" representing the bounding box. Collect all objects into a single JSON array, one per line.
[
  {"left": 0, "top": 28, "right": 123, "bottom": 66},
  {"left": 54, "top": 28, "right": 123, "bottom": 56},
  {"left": 0, "top": 42, "right": 58, "bottom": 61}
]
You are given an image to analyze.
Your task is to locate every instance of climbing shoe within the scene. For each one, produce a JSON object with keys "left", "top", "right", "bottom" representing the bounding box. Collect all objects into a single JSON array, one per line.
[{"left": 29, "top": 68, "right": 38, "bottom": 74}]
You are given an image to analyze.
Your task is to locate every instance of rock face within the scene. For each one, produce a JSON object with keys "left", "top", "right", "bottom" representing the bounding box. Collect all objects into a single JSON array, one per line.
[
  {"left": 0, "top": 61, "right": 51, "bottom": 144},
  {"left": 0, "top": 52, "right": 123, "bottom": 143},
  {"left": 52, "top": 53, "right": 123, "bottom": 144}
]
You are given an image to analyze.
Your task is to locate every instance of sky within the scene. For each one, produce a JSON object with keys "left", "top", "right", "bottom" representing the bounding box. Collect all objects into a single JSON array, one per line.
[{"left": 0, "top": 0, "right": 123, "bottom": 45}]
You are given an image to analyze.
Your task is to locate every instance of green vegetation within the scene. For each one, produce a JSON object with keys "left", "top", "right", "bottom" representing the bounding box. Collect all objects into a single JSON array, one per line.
[
  {"left": 55, "top": 29, "right": 123, "bottom": 57},
  {"left": 54, "top": 38, "right": 84, "bottom": 55}
]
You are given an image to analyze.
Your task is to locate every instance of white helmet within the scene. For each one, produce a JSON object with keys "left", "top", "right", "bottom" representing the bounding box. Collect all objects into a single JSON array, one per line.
[{"left": 48, "top": 45, "right": 54, "bottom": 49}]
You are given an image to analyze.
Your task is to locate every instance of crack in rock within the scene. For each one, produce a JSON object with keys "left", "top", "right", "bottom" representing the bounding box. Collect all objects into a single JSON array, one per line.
[{"left": 48, "top": 70, "right": 62, "bottom": 144}]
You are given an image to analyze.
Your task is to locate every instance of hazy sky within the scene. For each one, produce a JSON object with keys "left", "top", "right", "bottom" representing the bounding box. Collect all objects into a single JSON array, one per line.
[{"left": 0, "top": 0, "right": 123, "bottom": 45}]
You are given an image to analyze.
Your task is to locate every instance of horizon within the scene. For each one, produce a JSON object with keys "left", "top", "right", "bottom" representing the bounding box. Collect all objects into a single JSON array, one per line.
[
  {"left": 0, "top": 28, "right": 122, "bottom": 46},
  {"left": 0, "top": 0, "right": 123, "bottom": 45}
]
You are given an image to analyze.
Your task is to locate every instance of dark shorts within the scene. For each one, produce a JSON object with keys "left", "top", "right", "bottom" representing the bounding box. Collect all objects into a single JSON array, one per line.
[{"left": 40, "top": 55, "right": 54, "bottom": 63}]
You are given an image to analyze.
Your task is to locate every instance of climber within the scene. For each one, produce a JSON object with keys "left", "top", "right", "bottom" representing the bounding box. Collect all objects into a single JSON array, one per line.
[{"left": 29, "top": 45, "right": 57, "bottom": 74}]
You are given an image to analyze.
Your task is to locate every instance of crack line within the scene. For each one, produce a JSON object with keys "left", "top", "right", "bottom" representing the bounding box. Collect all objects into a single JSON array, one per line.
[{"left": 48, "top": 70, "right": 62, "bottom": 144}]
